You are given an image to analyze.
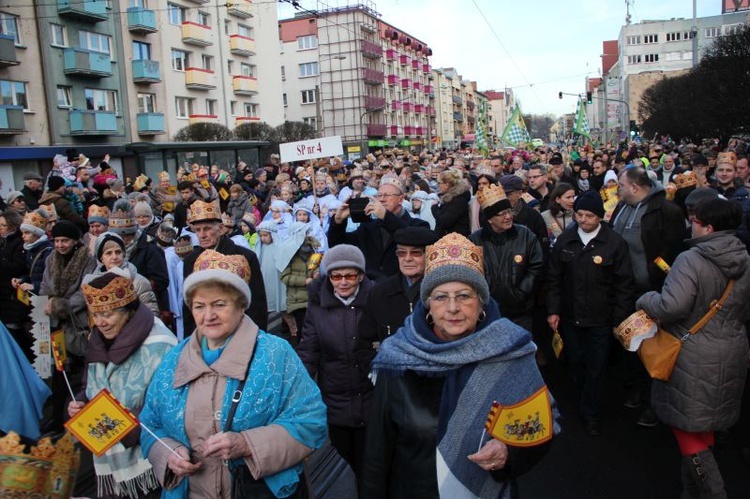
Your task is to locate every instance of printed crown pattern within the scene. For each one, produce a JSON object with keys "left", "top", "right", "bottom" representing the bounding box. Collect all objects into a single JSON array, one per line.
[
  {"left": 194, "top": 249, "right": 251, "bottom": 283},
  {"left": 187, "top": 199, "right": 222, "bottom": 224},
  {"left": 82, "top": 275, "right": 138, "bottom": 313},
  {"left": 476, "top": 183, "right": 508, "bottom": 210},
  {"left": 425, "top": 233, "right": 484, "bottom": 276}
]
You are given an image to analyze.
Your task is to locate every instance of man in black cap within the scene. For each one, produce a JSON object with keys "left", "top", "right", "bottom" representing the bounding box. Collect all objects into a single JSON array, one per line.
[
  {"left": 21, "top": 172, "right": 44, "bottom": 210},
  {"left": 39, "top": 175, "right": 88, "bottom": 233},
  {"left": 358, "top": 226, "right": 439, "bottom": 353},
  {"left": 547, "top": 190, "right": 635, "bottom": 436},
  {"left": 500, "top": 175, "right": 549, "bottom": 255}
]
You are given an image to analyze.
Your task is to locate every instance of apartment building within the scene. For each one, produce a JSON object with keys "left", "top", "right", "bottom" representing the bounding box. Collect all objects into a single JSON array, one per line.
[{"left": 483, "top": 89, "right": 515, "bottom": 142}]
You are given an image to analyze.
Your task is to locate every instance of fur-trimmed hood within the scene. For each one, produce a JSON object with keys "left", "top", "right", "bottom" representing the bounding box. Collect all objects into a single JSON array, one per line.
[{"left": 439, "top": 179, "right": 471, "bottom": 204}]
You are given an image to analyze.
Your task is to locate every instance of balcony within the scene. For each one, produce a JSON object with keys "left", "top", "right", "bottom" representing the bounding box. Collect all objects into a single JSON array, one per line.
[
  {"left": 416, "top": 126, "right": 425, "bottom": 136},
  {"left": 360, "top": 40, "right": 382, "bottom": 59},
  {"left": 0, "top": 105, "right": 24, "bottom": 134},
  {"left": 189, "top": 114, "right": 218, "bottom": 125},
  {"left": 428, "top": 106, "right": 436, "bottom": 116},
  {"left": 413, "top": 81, "right": 421, "bottom": 91},
  {"left": 467, "top": 101, "right": 475, "bottom": 110},
  {"left": 132, "top": 59, "right": 161, "bottom": 83},
  {"left": 226, "top": 0, "right": 254, "bottom": 18},
  {"left": 137, "top": 113, "right": 165, "bottom": 135},
  {"left": 385, "top": 49, "right": 397, "bottom": 61},
  {"left": 404, "top": 126, "right": 415, "bottom": 136},
  {"left": 453, "top": 112, "right": 463, "bottom": 122},
  {"left": 182, "top": 22, "right": 212, "bottom": 46},
  {"left": 364, "top": 95, "right": 386, "bottom": 110},
  {"left": 185, "top": 68, "right": 216, "bottom": 90},
  {"left": 387, "top": 74, "right": 399, "bottom": 86},
  {"left": 399, "top": 54, "right": 410, "bottom": 66},
  {"left": 415, "top": 104, "right": 425, "bottom": 114},
  {"left": 467, "top": 115, "right": 475, "bottom": 124},
  {"left": 69, "top": 110, "right": 117, "bottom": 135},
  {"left": 423, "top": 84, "right": 433, "bottom": 95},
  {"left": 403, "top": 102, "right": 413, "bottom": 113},
  {"left": 127, "top": 7, "right": 157, "bottom": 34},
  {"left": 401, "top": 78, "right": 411, "bottom": 90},
  {"left": 229, "top": 35, "right": 256, "bottom": 56},
  {"left": 367, "top": 123, "right": 387, "bottom": 137},
  {"left": 362, "top": 68, "right": 384, "bottom": 85},
  {"left": 423, "top": 63, "right": 431, "bottom": 74},
  {"left": 389, "top": 125, "right": 401, "bottom": 136},
  {"left": 57, "top": 0, "right": 107, "bottom": 23},
  {"left": 391, "top": 100, "right": 402, "bottom": 111},
  {"left": 452, "top": 95, "right": 463, "bottom": 105},
  {"left": 236, "top": 116, "right": 260, "bottom": 127},
  {"left": 63, "top": 49, "right": 112, "bottom": 77},
  {"left": 232, "top": 75, "right": 258, "bottom": 95},
  {"left": 411, "top": 59, "right": 420, "bottom": 70},
  {"left": 0, "top": 35, "right": 18, "bottom": 67}
]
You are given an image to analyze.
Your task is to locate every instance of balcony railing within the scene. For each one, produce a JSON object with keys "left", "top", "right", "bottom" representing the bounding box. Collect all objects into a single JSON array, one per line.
[
  {"left": 389, "top": 125, "right": 401, "bottom": 136},
  {"left": 367, "top": 123, "right": 387, "bottom": 136},
  {"left": 226, "top": 0, "right": 254, "bottom": 18},
  {"left": 411, "top": 59, "right": 420, "bottom": 70},
  {"left": 364, "top": 95, "right": 386, "bottom": 110},
  {"left": 413, "top": 81, "right": 421, "bottom": 91},
  {"left": 0, "top": 105, "right": 24, "bottom": 134},
  {"left": 403, "top": 102, "right": 413, "bottom": 113},
  {"left": 229, "top": 35, "right": 256, "bottom": 56},
  {"left": 404, "top": 126, "right": 415, "bottom": 136},
  {"left": 452, "top": 95, "right": 463, "bottom": 105},
  {"left": 185, "top": 68, "right": 216, "bottom": 89},
  {"left": 69, "top": 110, "right": 117, "bottom": 135},
  {"left": 362, "top": 68, "right": 384, "bottom": 85},
  {"left": 423, "top": 84, "right": 433, "bottom": 95},
  {"left": 387, "top": 74, "right": 399, "bottom": 86},
  {"left": 360, "top": 39, "right": 382, "bottom": 59},
  {"left": 385, "top": 49, "right": 397, "bottom": 61},
  {"left": 401, "top": 78, "right": 411, "bottom": 90},
  {"left": 416, "top": 126, "right": 425, "bottom": 136},
  {"left": 399, "top": 54, "right": 410, "bottom": 66},
  {"left": 391, "top": 100, "right": 402, "bottom": 111},
  {"left": 414, "top": 104, "right": 425, "bottom": 114},
  {"left": 232, "top": 75, "right": 258, "bottom": 95},
  {"left": 182, "top": 22, "right": 213, "bottom": 46},
  {"left": 137, "top": 113, "right": 165, "bottom": 135},
  {"left": 189, "top": 114, "right": 218, "bottom": 125},
  {"left": 57, "top": 0, "right": 107, "bottom": 23},
  {"left": 236, "top": 116, "right": 261, "bottom": 127},
  {"left": 127, "top": 7, "right": 157, "bottom": 34},
  {"left": 423, "top": 63, "right": 431, "bottom": 74},
  {"left": 132, "top": 59, "right": 161, "bottom": 83},
  {"left": 0, "top": 35, "right": 18, "bottom": 67},
  {"left": 428, "top": 106, "right": 436, "bottom": 116},
  {"left": 466, "top": 101, "right": 475, "bottom": 110},
  {"left": 453, "top": 112, "right": 463, "bottom": 122},
  {"left": 63, "top": 48, "right": 112, "bottom": 77}
]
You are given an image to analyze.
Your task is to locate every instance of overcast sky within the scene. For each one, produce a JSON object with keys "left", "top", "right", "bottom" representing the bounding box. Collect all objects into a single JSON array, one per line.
[{"left": 278, "top": 0, "right": 724, "bottom": 117}]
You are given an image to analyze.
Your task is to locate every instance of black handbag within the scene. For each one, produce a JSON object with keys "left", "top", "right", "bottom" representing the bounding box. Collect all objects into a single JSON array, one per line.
[{"left": 226, "top": 347, "right": 310, "bottom": 499}]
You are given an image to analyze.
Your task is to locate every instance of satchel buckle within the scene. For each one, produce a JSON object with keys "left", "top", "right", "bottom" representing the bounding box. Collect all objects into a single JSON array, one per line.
[
  {"left": 680, "top": 333, "right": 691, "bottom": 341},
  {"left": 232, "top": 389, "right": 243, "bottom": 403}
]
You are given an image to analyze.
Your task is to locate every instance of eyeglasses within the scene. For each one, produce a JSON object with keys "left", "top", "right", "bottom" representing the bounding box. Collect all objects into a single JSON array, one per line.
[
  {"left": 429, "top": 290, "right": 478, "bottom": 305},
  {"left": 376, "top": 193, "right": 401, "bottom": 199},
  {"left": 395, "top": 248, "right": 425, "bottom": 258},
  {"left": 494, "top": 209, "right": 513, "bottom": 219},
  {"left": 527, "top": 174, "right": 545, "bottom": 180},
  {"left": 329, "top": 273, "right": 359, "bottom": 282}
]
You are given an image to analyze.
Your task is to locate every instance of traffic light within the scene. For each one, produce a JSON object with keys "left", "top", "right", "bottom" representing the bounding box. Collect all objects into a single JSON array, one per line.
[
  {"left": 558, "top": 91, "right": 563, "bottom": 99},
  {"left": 629, "top": 120, "right": 637, "bottom": 137},
  {"left": 586, "top": 91, "right": 592, "bottom": 104}
]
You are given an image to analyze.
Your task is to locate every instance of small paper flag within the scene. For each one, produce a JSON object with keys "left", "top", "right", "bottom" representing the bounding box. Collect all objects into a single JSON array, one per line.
[
  {"left": 51, "top": 330, "right": 66, "bottom": 372},
  {"left": 484, "top": 386, "right": 553, "bottom": 447},
  {"left": 552, "top": 330, "right": 564, "bottom": 359},
  {"left": 16, "top": 286, "right": 30, "bottom": 306},
  {"left": 64, "top": 389, "right": 138, "bottom": 457},
  {"left": 654, "top": 256, "right": 671, "bottom": 274},
  {"left": 219, "top": 188, "right": 229, "bottom": 201}
]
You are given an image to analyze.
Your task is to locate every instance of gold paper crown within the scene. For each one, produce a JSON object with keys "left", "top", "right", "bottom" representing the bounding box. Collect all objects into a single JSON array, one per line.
[
  {"left": 108, "top": 207, "right": 135, "bottom": 232},
  {"left": 174, "top": 236, "right": 194, "bottom": 256},
  {"left": 425, "top": 233, "right": 484, "bottom": 276},
  {"left": 717, "top": 151, "right": 737, "bottom": 167},
  {"left": 0, "top": 431, "right": 80, "bottom": 498},
  {"left": 88, "top": 204, "right": 110, "bottom": 220},
  {"left": 476, "top": 183, "right": 508, "bottom": 210},
  {"left": 314, "top": 170, "right": 328, "bottom": 182},
  {"left": 82, "top": 275, "right": 138, "bottom": 313},
  {"left": 221, "top": 212, "right": 235, "bottom": 227},
  {"left": 379, "top": 172, "right": 404, "bottom": 193},
  {"left": 194, "top": 249, "right": 251, "bottom": 283},
  {"left": 674, "top": 171, "right": 698, "bottom": 189},
  {"left": 475, "top": 165, "right": 495, "bottom": 178},
  {"left": 22, "top": 210, "right": 48, "bottom": 231},
  {"left": 40, "top": 202, "right": 58, "bottom": 221},
  {"left": 188, "top": 199, "right": 222, "bottom": 224},
  {"left": 158, "top": 171, "right": 171, "bottom": 182},
  {"left": 132, "top": 174, "right": 149, "bottom": 192}
]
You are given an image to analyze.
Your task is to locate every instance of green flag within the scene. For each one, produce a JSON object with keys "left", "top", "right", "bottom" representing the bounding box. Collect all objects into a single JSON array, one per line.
[
  {"left": 500, "top": 105, "right": 530, "bottom": 147},
  {"left": 474, "top": 100, "right": 489, "bottom": 156},
  {"left": 573, "top": 98, "right": 591, "bottom": 139}
]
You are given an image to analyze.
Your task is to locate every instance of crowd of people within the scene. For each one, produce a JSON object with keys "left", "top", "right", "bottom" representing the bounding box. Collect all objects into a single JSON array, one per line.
[{"left": 0, "top": 136, "right": 748, "bottom": 498}]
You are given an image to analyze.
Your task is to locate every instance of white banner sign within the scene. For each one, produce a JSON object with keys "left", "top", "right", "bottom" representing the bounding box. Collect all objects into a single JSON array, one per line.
[
  {"left": 279, "top": 136, "right": 343, "bottom": 163},
  {"left": 29, "top": 294, "right": 52, "bottom": 379}
]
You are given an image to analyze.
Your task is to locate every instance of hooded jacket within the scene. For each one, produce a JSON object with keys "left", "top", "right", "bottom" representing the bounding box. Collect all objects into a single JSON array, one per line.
[{"left": 431, "top": 180, "right": 471, "bottom": 237}]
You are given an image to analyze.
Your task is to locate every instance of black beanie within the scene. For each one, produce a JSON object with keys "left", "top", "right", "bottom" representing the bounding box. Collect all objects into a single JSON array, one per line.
[
  {"left": 47, "top": 175, "right": 66, "bottom": 192},
  {"left": 573, "top": 190, "right": 605, "bottom": 218},
  {"left": 51, "top": 220, "right": 81, "bottom": 240}
]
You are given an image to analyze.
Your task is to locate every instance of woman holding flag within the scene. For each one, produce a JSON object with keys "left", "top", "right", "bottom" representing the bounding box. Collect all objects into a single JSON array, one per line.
[
  {"left": 361, "top": 233, "right": 558, "bottom": 499},
  {"left": 68, "top": 272, "right": 177, "bottom": 498}
]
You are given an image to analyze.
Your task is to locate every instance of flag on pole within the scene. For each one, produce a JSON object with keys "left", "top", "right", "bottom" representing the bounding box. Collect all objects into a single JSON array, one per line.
[
  {"left": 474, "top": 100, "right": 489, "bottom": 156},
  {"left": 64, "top": 389, "right": 139, "bottom": 456},
  {"left": 573, "top": 98, "right": 591, "bottom": 139},
  {"left": 500, "top": 105, "right": 530, "bottom": 147}
]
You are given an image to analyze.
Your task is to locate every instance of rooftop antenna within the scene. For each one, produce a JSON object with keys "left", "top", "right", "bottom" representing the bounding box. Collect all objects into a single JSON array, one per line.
[{"left": 625, "top": 0, "right": 633, "bottom": 25}]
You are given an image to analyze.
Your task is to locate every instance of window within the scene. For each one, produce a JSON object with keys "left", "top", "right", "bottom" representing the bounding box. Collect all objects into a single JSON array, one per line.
[
  {"left": 297, "top": 35, "right": 318, "bottom": 50},
  {"left": 643, "top": 34, "right": 658, "bottom": 44},
  {"left": 664, "top": 51, "right": 681, "bottom": 61},
  {"left": 283, "top": 93, "right": 287, "bottom": 107},
  {"left": 56, "top": 85, "right": 72, "bottom": 108},
  {"left": 644, "top": 53, "right": 659, "bottom": 63},
  {"left": 0, "top": 12, "right": 19, "bottom": 45},
  {"left": 301, "top": 89, "right": 316, "bottom": 104},
  {"left": 237, "top": 24, "right": 252, "bottom": 38},
  {"left": 201, "top": 54, "right": 213, "bottom": 71},
  {"left": 168, "top": 3, "right": 185, "bottom": 25},
  {"left": 227, "top": 60, "right": 234, "bottom": 74},
  {"left": 705, "top": 27, "right": 720, "bottom": 38},
  {"left": 281, "top": 66, "right": 286, "bottom": 80},
  {"left": 137, "top": 93, "right": 156, "bottom": 113},
  {"left": 79, "top": 30, "right": 111, "bottom": 55},
  {"left": 627, "top": 55, "right": 642, "bottom": 64},
  {"left": 303, "top": 117, "right": 317, "bottom": 128},
  {"left": 723, "top": 24, "right": 742, "bottom": 36},
  {"left": 172, "top": 49, "right": 189, "bottom": 71},
  {"left": 626, "top": 35, "right": 640, "bottom": 45},
  {"left": 224, "top": 20, "right": 230, "bottom": 35},
  {"left": 666, "top": 31, "right": 689, "bottom": 42},
  {"left": 206, "top": 99, "right": 217, "bottom": 116},
  {"left": 240, "top": 63, "right": 253, "bottom": 77},
  {"left": 197, "top": 11, "right": 210, "bottom": 27},
  {"left": 50, "top": 24, "right": 66, "bottom": 47},
  {"left": 85, "top": 88, "right": 118, "bottom": 112},
  {"left": 230, "top": 100, "right": 237, "bottom": 115},
  {"left": 133, "top": 41, "right": 151, "bottom": 60},
  {"left": 129, "top": 0, "right": 147, "bottom": 7},
  {"left": 244, "top": 103, "right": 258, "bottom": 117},
  {"left": 175, "top": 97, "right": 193, "bottom": 118},
  {"left": 0, "top": 80, "right": 27, "bottom": 109},
  {"left": 299, "top": 62, "right": 319, "bottom": 77}
]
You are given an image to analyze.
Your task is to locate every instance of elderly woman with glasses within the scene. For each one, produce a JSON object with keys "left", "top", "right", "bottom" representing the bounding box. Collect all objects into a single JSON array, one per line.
[
  {"left": 361, "top": 233, "right": 558, "bottom": 499},
  {"left": 297, "top": 244, "right": 375, "bottom": 484}
]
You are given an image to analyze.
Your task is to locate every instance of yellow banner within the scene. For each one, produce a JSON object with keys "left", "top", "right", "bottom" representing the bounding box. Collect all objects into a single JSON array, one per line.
[
  {"left": 64, "top": 389, "right": 138, "bottom": 457},
  {"left": 51, "top": 330, "right": 66, "bottom": 372},
  {"left": 485, "top": 386, "right": 553, "bottom": 447}
]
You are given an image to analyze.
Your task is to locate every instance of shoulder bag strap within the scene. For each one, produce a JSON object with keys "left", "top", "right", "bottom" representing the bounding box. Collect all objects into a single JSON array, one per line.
[
  {"left": 223, "top": 335, "right": 259, "bottom": 432},
  {"left": 687, "top": 279, "right": 735, "bottom": 335}
]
